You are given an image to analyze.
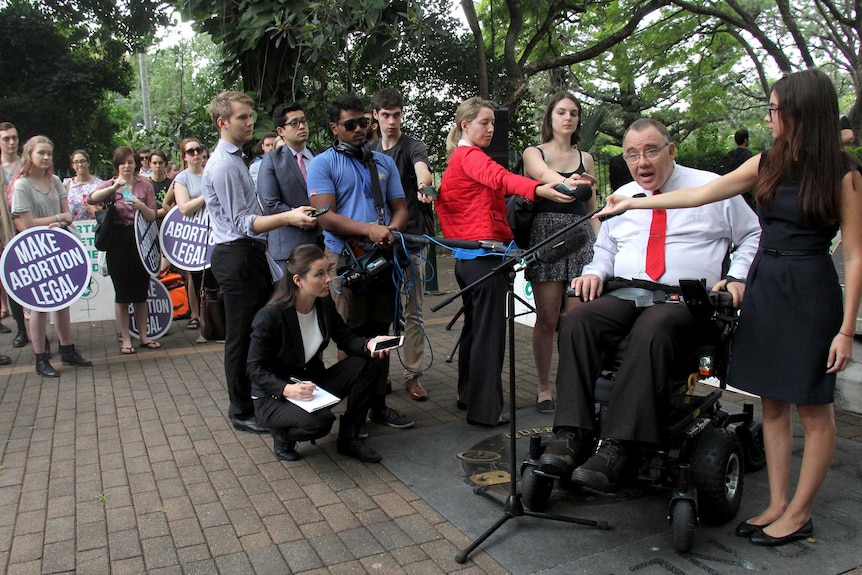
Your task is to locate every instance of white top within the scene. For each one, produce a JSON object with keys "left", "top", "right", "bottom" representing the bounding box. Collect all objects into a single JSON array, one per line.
[
  {"left": 582, "top": 163, "right": 761, "bottom": 286},
  {"left": 297, "top": 307, "right": 323, "bottom": 365}
]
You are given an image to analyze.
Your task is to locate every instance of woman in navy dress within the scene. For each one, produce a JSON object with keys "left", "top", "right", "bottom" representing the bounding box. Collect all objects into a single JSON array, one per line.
[{"left": 597, "top": 68, "right": 862, "bottom": 546}]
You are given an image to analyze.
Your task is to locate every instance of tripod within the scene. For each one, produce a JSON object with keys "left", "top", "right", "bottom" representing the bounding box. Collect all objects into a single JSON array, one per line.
[{"left": 425, "top": 212, "right": 611, "bottom": 564}]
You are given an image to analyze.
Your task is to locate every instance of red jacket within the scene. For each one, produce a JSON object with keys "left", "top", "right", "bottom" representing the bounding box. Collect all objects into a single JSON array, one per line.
[{"left": 438, "top": 146, "right": 539, "bottom": 242}]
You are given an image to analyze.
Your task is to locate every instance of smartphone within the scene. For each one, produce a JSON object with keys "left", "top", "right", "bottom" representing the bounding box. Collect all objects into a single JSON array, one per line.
[
  {"left": 371, "top": 335, "right": 404, "bottom": 353},
  {"left": 309, "top": 205, "right": 330, "bottom": 217},
  {"left": 121, "top": 188, "right": 134, "bottom": 203},
  {"left": 554, "top": 182, "right": 573, "bottom": 195},
  {"left": 419, "top": 186, "right": 438, "bottom": 199},
  {"left": 578, "top": 172, "right": 597, "bottom": 183}
]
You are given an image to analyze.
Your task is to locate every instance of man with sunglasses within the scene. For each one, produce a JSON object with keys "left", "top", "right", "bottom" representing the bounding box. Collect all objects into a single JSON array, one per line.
[
  {"left": 258, "top": 103, "right": 322, "bottom": 269},
  {"left": 307, "top": 93, "right": 415, "bottom": 433},
  {"left": 539, "top": 118, "right": 760, "bottom": 493}
]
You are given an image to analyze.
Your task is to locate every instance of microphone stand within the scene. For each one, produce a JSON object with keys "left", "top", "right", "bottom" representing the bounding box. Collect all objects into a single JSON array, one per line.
[{"left": 423, "top": 210, "right": 611, "bottom": 564}]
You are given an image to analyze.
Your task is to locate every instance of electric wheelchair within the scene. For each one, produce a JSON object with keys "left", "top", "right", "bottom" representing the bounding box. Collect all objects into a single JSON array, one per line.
[{"left": 519, "top": 279, "right": 765, "bottom": 552}]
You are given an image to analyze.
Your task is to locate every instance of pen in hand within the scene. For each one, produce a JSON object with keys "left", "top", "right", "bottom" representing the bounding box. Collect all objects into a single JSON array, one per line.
[{"left": 289, "top": 377, "right": 317, "bottom": 401}]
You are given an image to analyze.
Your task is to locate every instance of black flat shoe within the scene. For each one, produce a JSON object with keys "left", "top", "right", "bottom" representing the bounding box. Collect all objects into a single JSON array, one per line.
[
  {"left": 735, "top": 520, "right": 766, "bottom": 538},
  {"left": 750, "top": 518, "right": 813, "bottom": 546},
  {"left": 456, "top": 399, "right": 467, "bottom": 411},
  {"left": 231, "top": 417, "right": 268, "bottom": 434}
]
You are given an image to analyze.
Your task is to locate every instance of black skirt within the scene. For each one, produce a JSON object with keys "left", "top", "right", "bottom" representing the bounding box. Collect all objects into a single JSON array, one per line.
[{"left": 106, "top": 224, "right": 151, "bottom": 303}]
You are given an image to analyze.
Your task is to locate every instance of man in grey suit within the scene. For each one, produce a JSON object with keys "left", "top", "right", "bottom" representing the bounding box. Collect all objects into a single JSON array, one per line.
[{"left": 258, "top": 102, "right": 321, "bottom": 268}]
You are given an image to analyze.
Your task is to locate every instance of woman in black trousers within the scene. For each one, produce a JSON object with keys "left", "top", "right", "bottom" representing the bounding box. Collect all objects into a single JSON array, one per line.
[{"left": 247, "top": 244, "right": 397, "bottom": 463}]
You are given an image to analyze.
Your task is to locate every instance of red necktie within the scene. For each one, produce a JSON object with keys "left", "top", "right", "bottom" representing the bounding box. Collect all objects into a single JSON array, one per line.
[
  {"left": 646, "top": 189, "right": 666, "bottom": 281},
  {"left": 296, "top": 152, "right": 307, "bottom": 180}
]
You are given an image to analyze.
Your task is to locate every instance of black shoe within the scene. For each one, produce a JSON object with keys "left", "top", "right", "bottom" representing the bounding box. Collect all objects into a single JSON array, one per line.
[
  {"left": 570, "top": 438, "right": 629, "bottom": 492},
  {"left": 337, "top": 437, "right": 382, "bottom": 462},
  {"left": 60, "top": 344, "right": 92, "bottom": 367},
  {"left": 735, "top": 520, "right": 766, "bottom": 538},
  {"left": 231, "top": 417, "right": 268, "bottom": 434},
  {"left": 749, "top": 519, "right": 813, "bottom": 546},
  {"left": 35, "top": 353, "right": 59, "bottom": 378},
  {"left": 12, "top": 332, "right": 28, "bottom": 348},
  {"left": 538, "top": 427, "right": 593, "bottom": 479},
  {"left": 369, "top": 407, "right": 414, "bottom": 429},
  {"left": 0, "top": 323, "right": 10, "bottom": 334},
  {"left": 272, "top": 430, "right": 302, "bottom": 461},
  {"left": 0, "top": 354, "right": 11, "bottom": 365}
]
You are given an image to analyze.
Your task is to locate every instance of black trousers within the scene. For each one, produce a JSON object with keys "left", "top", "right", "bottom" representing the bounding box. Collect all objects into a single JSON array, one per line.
[
  {"left": 554, "top": 297, "right": 698, "bottom": 444},
  {"left": 254, "top": 355, "right": 380, "bottom": 441},
  {"left": 454, "top": 257, "right": 507, "bottom": 426},
  {"left": 210, "top": 243, "right": 273, "bottom": 421}
]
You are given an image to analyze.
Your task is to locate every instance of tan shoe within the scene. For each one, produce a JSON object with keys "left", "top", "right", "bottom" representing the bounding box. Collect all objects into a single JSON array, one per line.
[{"left": 405, "top": 376, "right": 428, "bottom": 401}]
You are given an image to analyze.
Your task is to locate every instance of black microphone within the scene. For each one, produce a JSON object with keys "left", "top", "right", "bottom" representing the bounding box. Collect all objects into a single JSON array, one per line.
[
  {"left": 554, "top": 182, "right": 593, "bottom": 202},
  {"left": 598, "top": 192, "right": 646, "bottom": 221}
]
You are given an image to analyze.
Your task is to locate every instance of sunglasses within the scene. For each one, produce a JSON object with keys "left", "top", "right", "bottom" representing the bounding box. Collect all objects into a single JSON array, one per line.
[
  {"left": 336, "top": 117, "right": 371, "bottom": 131},
  {"left": 185, "top": 147, "right": 205, "bottom": 156}
]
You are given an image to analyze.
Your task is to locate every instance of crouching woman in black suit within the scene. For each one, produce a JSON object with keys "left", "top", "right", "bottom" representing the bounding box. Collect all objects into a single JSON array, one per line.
[{"left": 247, "top": 244, "right": 395, "bottom": 463}]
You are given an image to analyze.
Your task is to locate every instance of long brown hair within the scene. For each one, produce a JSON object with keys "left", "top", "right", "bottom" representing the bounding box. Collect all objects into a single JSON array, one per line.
[
  {"left": 541, "top": 91, "right": 582, "bottom": 146},
  {"left": 756, "top": 68, "right": 844, "bottom": 225},
  {"left": 268, "top": 244, "right": 327, "bottom": 310}
]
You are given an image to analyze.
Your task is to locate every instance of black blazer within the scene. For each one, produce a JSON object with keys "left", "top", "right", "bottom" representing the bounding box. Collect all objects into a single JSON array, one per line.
[
  {"left": 247, "top": 296, "right": 369, "bottom": 398},
  {"left": 257, "top": 146, "right": 321, "bottom": 260}
]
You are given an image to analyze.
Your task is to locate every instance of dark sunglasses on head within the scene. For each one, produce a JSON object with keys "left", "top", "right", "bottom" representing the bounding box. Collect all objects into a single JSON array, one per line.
[
  {"left": 185, "top": 147, "right": 204, "bottom": 156},
  {"left": 337, "top": 117, "right": 371, "bottom": 131}
]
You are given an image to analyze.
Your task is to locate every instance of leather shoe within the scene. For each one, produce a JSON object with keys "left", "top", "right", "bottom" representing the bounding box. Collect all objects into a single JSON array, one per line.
[
  {"left": 735, "top": 520, "right": 766, "bottom": 538},
  {"left": 12, "top": 332, "right": 28, "bottom": 348},
  {"left": 0, "top": 354, "right": 11, "bottom": 365},
  {"left": 750, "top": 518, "right": 813, "bottom": 546},
  {"left": 231, "top": 417, "right": 268, "bottom": 434},
  {"left": 405, "top": 376, "right": 428, "bottom": 401},
  {"left": 0, "top": 323, "right": 10, "bottom": 334}
]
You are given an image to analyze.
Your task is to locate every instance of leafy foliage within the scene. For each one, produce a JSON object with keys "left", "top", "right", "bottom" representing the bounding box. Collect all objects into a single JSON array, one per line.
[{"left": 0, "top": 1, "right": 133, "bottom": 177}]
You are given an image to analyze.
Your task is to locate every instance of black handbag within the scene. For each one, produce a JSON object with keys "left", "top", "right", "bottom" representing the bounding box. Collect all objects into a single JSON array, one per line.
[
  {"left": 199, "top": 270, "right": 225, "bottom": 341},
  {"left": 93, "top": 194, "right": 117, "bottom": 251}
]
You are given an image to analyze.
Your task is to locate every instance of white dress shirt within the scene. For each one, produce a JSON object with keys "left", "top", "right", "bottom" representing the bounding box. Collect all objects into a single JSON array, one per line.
[{"left": 582, "top": 163, "right": 761, "bottom": 286}]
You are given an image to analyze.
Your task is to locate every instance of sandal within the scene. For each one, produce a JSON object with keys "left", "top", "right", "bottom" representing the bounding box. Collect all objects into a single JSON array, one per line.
[
  {"left": 140, "top": 341, "right": 162, "bottom": 349},
  {"left": 121, "top": 346, "right": 136, "bottom": 355},
  {"left": 187, "top": 318, "right": 200, "bottom": 330}
]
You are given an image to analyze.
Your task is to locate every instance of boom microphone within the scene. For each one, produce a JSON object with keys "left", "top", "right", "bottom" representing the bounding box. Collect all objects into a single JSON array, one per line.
[{"left": 393, "top": 232, "right": 518, "bottom": 255}]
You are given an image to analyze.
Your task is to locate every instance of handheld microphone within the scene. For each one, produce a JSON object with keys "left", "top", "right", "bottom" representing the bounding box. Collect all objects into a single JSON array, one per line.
[
  {"left": 554, "top": 182, "right": 593, "bottom": 202},
  {"left": 598, "top": 192, "right": 646, "bottom": 221}
]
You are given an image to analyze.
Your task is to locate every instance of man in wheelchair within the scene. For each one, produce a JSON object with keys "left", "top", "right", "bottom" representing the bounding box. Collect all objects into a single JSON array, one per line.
[{"left": 539, "top": 119, "right": 761, "bottom": 492}]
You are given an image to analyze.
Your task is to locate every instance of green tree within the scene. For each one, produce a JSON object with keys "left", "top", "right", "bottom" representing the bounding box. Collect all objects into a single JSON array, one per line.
[{"left": 0, "top": 1, "right": 132, "bottom": 177}]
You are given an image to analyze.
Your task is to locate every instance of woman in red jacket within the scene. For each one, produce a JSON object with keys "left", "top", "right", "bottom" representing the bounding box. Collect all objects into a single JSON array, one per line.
[{"left": 437, "top": 97, "right": 572, "bottom": 426}]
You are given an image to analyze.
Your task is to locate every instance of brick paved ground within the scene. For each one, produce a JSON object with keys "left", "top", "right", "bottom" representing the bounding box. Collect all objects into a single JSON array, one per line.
[{"left": 1, "top": 251, "right": 861, "bottom": 574}]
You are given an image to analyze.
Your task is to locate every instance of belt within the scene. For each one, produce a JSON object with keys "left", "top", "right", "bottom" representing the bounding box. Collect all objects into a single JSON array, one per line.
[
  {"left": 760, "top": 247, "right": 826, "bottom": 256},
  {"left": 221, "top": 238, "right": 267, "bottom": 252}
]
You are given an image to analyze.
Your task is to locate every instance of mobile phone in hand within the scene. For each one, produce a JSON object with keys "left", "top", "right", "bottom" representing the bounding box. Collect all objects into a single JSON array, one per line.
[
  {"left": 371, "top": 335, "right": 404, "bottom": 353},
  {"left": 309, "top": 205, "right": 330, "bottom": 217}
]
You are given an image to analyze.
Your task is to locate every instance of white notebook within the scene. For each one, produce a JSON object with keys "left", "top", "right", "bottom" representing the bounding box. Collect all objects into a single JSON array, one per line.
[{"left": 286, "top": 387, "right": 341, "bottom": 413}]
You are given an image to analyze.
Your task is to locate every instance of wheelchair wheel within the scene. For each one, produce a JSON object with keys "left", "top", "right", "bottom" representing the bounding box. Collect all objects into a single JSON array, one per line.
[
  {"left": 521, "top": 467, "right": 553, "bottom": 511},
  {"left": 691, "top": 427, "right": 744, "bottom": 525},
  {"left": 736, "top": 422, "right": 766, "bottom": 473},
  {"left": 671, "top": 499, "right": 696, "bottom": 553}
]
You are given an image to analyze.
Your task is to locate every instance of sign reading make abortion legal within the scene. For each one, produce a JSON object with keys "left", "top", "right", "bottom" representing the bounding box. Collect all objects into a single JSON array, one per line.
[
  {"left": 128, "top": 277, "right": 173, "bottom": 340},
  {"left": 135, "top": 211, "right": 162, "bottom": 277},
  {"left": 159, "top": 206, "right": 214, "bottom": 271},
  {"left": 0, "top": 226, "right": 92, "bottom": 312}
]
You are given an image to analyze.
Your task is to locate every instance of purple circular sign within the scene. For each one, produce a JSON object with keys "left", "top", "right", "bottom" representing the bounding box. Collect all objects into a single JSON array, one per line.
[
  {"left": 135, "top": 211, "right": 162, "bottom": 277},
  {"left": 0, "top": 226, "right": 92, "bottom": 312},
  {"left": 128, "top": 277, "right": 173, "bottom": 340},
  {"left": 159, "top": 205, "right": 214, "bottom": 271}
]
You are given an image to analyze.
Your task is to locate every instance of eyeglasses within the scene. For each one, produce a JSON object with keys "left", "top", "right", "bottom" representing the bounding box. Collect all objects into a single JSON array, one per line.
[
  {"left": 71, "top": 159, "right": 89, "bottom": 165},
  {"left": 283, "top": 117, "right": 308, "bottom": 129},
  {"left": 766, "top": 106, "right": 783, "bottom": 121},
  {"left": 185, "top": 147, "right": 204, "bottom": 156},
  {"left": 623, "top": 143, "right": 670, "bottom": 164},
  {"left": 336, "top": 117, "right": 371, "bottom": 131}
]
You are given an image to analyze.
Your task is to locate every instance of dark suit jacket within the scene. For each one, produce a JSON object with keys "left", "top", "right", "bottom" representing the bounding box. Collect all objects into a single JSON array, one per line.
[
  {"left": 257, "top": 146, "right": 321, "bottom": 261},
  {"left": 247, "top": 296, "right": 369, "bottom": 398}
]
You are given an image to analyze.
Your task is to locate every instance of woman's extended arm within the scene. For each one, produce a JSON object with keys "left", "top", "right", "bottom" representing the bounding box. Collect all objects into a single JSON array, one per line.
[{"left": 596, "top": 154, "right": 762, "bottom": 217}]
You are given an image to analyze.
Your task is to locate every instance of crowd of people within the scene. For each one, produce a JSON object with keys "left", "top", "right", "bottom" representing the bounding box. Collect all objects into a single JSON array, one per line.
[{"left": 2, "top": 68, "right": 859, "bottom": 549}]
